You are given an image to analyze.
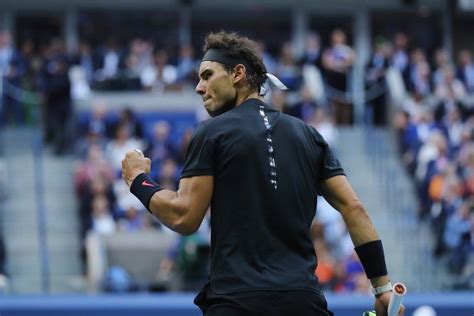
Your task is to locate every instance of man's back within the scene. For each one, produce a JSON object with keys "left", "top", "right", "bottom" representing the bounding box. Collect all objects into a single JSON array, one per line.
[{"left": 181, "top": 98, "right": 344, "bottom": 294}]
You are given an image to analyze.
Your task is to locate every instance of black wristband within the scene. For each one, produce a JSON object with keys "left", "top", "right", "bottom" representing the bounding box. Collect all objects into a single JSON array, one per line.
[
  {"left": 354, "top": 240, "right": 388, "bottom": 279},
  {"left": 130, "top": 173, "right": 163, "bottom": 212}
]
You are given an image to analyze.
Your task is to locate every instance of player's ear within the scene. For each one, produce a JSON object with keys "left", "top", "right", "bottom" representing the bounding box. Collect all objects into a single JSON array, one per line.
[{"left": 233, "top": 64, "right": 246, "bottom": 84}]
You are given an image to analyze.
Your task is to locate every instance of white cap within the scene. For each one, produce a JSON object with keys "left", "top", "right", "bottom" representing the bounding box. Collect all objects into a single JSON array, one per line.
[{"left": 412, "top": 305, "right": 437, "bottom": 316}]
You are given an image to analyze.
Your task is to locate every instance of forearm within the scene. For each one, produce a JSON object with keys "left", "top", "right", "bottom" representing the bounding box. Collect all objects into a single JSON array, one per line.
[
  {"left": 125, "top": 170, "right": 212, "bottom": 236},
  {"left": 340, "top": 201, "right": 380, "bottom": 246},
  {"left": 341, "top": 202, "right": 390, "bottom": 287},
  {"left": 127, "top": 172, "right": 195, "bottom": 235},
  {"left": 148, "top": 189, "right": 194, "bottom": 235}
]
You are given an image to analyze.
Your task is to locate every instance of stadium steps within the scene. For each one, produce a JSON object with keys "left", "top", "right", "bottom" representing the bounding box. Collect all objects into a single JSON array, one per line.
[
  {"left": 335, "top": 126, "right": 447, "bottom": 292},
  {"left": 1, "top": 127, "right": 84, "bottom": 293}
]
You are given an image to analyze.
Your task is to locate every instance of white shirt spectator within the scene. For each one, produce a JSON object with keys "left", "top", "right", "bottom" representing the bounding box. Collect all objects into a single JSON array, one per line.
[
  {"left": 106, "top": 125, "right": 143, "bottom": 172},
  {"left": 102, "top": 50, "right": 120, "bottom": 78}
]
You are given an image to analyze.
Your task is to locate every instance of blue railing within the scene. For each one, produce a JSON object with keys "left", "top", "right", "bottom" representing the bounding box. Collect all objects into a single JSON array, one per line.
[
  {"left": 32, "top": 132, "right": 50, "bottom": 293},
  {"left": 0, "top": 292, "right": 473, "bottom": 316}
]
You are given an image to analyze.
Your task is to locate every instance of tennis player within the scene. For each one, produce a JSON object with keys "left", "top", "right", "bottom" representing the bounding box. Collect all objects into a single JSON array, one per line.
[{"left": 122, "top": 31, "right": 404, "bottom": 316}]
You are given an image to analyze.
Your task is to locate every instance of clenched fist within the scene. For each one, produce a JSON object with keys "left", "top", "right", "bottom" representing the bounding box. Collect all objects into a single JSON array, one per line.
[{"left": 121, "top": 149, "right": 152, "bottom": 187}]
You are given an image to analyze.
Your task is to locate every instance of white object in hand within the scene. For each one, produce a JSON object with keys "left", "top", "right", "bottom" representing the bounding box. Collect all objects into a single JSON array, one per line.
[
  {"left": 388, "top": 283, "right": 407, "bottom": 316},
  {"left": 134, "top": 149, "right": 143, "bottom": 155}
]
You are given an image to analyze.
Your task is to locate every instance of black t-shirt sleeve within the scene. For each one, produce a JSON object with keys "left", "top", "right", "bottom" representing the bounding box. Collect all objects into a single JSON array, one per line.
[
  {"left": 309, "top": 126, "right": 345, "bottom": 181},
  {"left": 320, "top": 144, "right": 345, "bottom": 180},
  {"left": 181, "top": 123, "right": 216, "bottom": 178}
]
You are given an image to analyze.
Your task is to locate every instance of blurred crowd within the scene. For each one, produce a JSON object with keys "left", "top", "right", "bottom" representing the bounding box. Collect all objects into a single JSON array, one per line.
[
  {"left": 73, "top": 103, "right": 199, "bottom": 290},
  {"left": 0, "top": 28, "right": 358, "bottom": 131},
  {"left": 390, "top": 33, "right": 474, "bottom": 286},
  {"left": 2, "top": 24, "right": 474, "bottom": 292}
]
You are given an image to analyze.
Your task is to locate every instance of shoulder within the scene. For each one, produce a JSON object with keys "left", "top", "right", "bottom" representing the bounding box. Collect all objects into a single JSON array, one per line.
[
  {"left": 191, "top": 116, "right": 228, "bottom": 141},
  {"left": 301, "top": 123, "right": 328, "bottom": 150},
  {"left": 289, "top": 117, "right": 328, "bottom": 147},
  {"left": 274, "top": 111, "right": 328, "bottom": 147}
]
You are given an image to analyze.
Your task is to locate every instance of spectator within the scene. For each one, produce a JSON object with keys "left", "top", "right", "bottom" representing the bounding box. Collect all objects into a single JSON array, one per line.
[
  {"left": 275, "top": 41, "right": 301, "bottom": 91},
  {"left": 76, "top": 124, "right": 109, "bottom": 160},
  {"left": 456, "top": 49, "right": 474, "bottom": 94},
  {"left": 391, "top": 32, "right": 411, "bottom": 87},
  {"left": 365, "top": 38, "right": 391, "bottom": 126},
  {"left": 339, "top": 251, "right": 369, "bottom": 293},
  {"left": 459, "top": 140, "right": 474, "bottom": 199},
  {"left": 125, "top": 38, "right": 153, "bottom": 75},
  {"left": 410, "top": 60, "right": 432, "bottom": 97},
  {"left": 394, "top": 111, "right": 421, "bottom": 175},
  {"left": 90, "top": 195, "right": 116, "bottom": 235},
  {"left": 111, "top": 107, "right": 144, "bottom": 140},
  {"left": 430, "top": 164, "right": 463, "bottom": 256},
  {"left": 432, "top": 48, "right": 450, "bottom": 87},
  {"left": 313, "top": 240, "right": 335, "bottom": 291},
  {"left": 176, "top": 127, "right": 194, "bottom": 165},
  {"left": 288, "top": 85, "right": 318, "bottom": 123},
  {"left": 17, "top": 39, "right": 41, "bottom": 101},
  {"left": 299, "top": 32, "right": 322, "bottom": 69},
  {"left": 123, "top": 38, "right": 153, "bottom": 90},
  {"left": 322, "top": 29, "right": 355, "bottom": 125},
  {"left": 409, "top": 48, "right": 427, "bottom": 84},
  {"left": 118, "top": 205, "right": 148, "bottom": 232},
  {"left": 156, "top": 157, "right": 177, "bottom": 188},
  {"left": 74, "top": 144, "right": 115, "bottom": 198},
  {"left": 78, "top": 174, "right": 116, "bottom": 238},
  {"left": 442, "top": 199, "right": 473, "bottom": 273},
  {"left": 0, "top": 30, "right": 26, "bottom": 125},
  {"left": 140, "top": 49, "right": 177, "bottom": 92},
  {"left": 94, "top": 38, "right": 125, "bottom": 82},
  {"left": 72, "top": 41, "right": 95, "bottom": 84},
  {"left": 145, "top": 120, "right": 175, "bottom": 179},
  {"left": 403, "top": 90, "right": 431, "bottom": 123},
  {"left": 39, "top": 38, "right": 73, "bottom": 155},
  {"left": 421, "top": 132, "right": 451, "bottom": 219},
  {"left": 176, "top": 45, "right": 198, "bottom": 86},
  {"left": 256, "top": 41, "right": 276, "bottom": 74},
  {"left": 105, "top": 123, "right": 143, "bottom": 172},
  {"left": 113, "top": 177, "right": 145, "bottom": 215},
  {"left": 0, "top": 30, "right": 14, "bottom": 75},
  {"left": 435, "top": 65, "right": 466, "bottom": 103},
  {"left": 446, "top": 108, "right": 465, "bottom": 153},
  {"left": 80, "top": 100, "right": 113, "bottom": 138}
]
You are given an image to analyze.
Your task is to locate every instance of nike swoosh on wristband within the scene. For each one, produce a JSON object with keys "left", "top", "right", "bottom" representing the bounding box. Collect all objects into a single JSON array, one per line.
[{"left": 141, "top": 180, "right": 155, "bottom": 187}]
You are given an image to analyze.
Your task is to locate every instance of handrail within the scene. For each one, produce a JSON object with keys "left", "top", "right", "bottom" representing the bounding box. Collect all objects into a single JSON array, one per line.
[
  {"left": 32, "top": 131, "right": 50, "bottom": 293},
  {"left": 1, "top": 75, "right": 50, "bottom": 293}
]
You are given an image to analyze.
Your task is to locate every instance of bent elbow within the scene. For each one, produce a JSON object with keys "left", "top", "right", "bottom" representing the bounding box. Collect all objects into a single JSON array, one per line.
[
  {"left": 343, "top": 199, "right": 367, "bottom": 215},
  {"left": 172, "top": 218, "right": 199, "bottom": 236}
]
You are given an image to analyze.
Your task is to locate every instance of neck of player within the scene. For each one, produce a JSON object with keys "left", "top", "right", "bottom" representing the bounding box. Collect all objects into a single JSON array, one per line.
[{"left": 235, "top": 89, "right": 263, "bottom": 107}]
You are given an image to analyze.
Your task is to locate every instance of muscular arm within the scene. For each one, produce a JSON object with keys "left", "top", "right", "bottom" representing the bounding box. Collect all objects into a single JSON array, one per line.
[
  {"left": 320, "top": 175, "right": 405, "bottom": 315},
  {"left": 121, "top": 150, "right": 213, "bottom": 236},
  {"left": 148, "top": 176, "right": 213, "bottom": 235},
  {"left": 319, "top": 175, "right": 389, "bottom": 287}
]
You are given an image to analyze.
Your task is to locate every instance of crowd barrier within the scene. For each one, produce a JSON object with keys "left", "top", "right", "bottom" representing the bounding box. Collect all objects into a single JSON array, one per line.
[{"left": 0, "top": 292, "right": 473, "bottom": 316}]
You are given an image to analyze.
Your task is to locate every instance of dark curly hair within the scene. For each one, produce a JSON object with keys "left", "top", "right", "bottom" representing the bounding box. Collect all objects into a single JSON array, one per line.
[{"left": 203, "top": 31, "right": 267, "bottom": 93}]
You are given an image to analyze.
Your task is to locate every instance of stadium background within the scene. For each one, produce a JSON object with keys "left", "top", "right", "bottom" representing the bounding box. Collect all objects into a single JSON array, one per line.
[{"left": 0, "top": 0, "right": 473, "bottom": 315}]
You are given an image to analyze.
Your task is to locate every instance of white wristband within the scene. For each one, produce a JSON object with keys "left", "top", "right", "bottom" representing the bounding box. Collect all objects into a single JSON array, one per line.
[{"left": 371, "top": 282, "right": 392, "bottom": 296}]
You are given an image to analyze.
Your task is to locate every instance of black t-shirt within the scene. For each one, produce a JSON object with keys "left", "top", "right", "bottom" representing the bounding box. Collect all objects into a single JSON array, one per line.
[{"left": 181, "top": 98, "right": 344, "bottom": 294}]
